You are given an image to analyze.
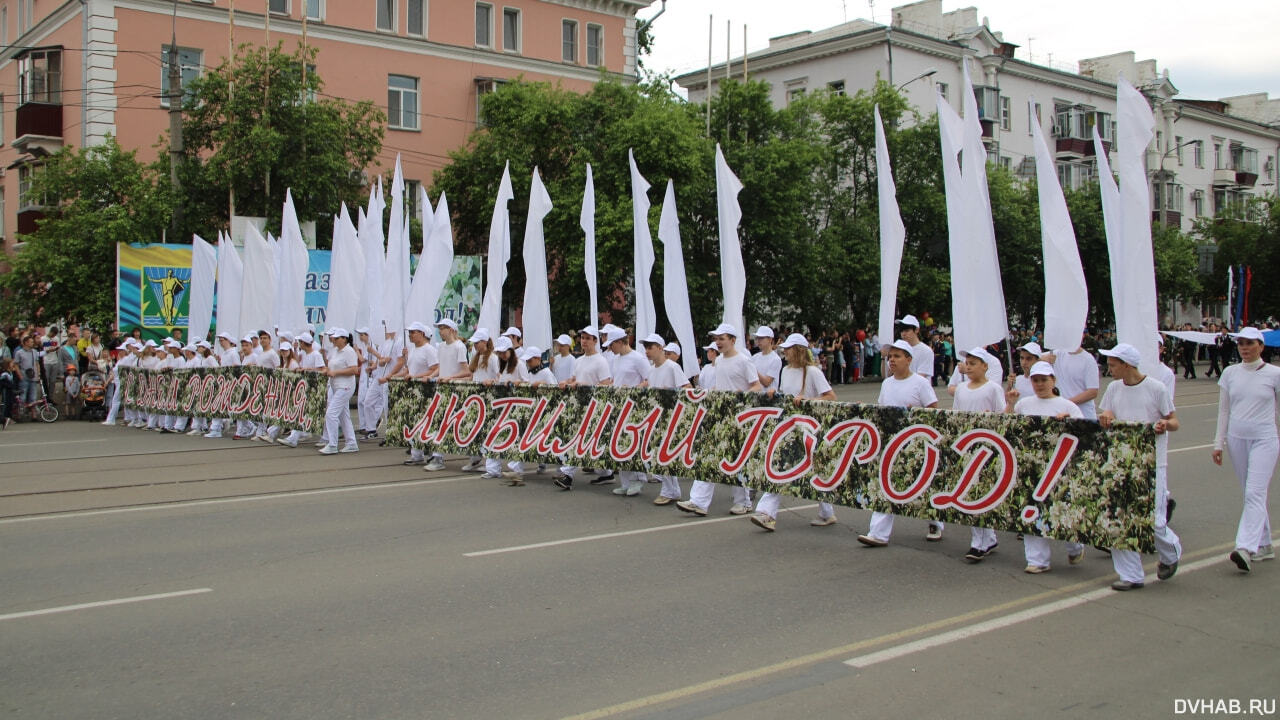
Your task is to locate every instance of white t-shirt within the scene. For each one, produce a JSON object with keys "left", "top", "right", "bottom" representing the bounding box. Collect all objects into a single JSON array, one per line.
[
  {"left": 436, "top": 340, "right": 468, "bottom": 379},
  {"left": 779, "top": 364, "right": 832, "bottom": 398},
  {"left": 878, "top": 373, "right": 938, "bottom": 409},
  {"left": 611, "top": 350, "right": 651, "bottom": 388},
  {"left": 257, "top": 349, "right": 281, "bottom": 369},
  {"left": 1014, "top": 374, "right": 1034, "bottom": 399},
  {"left": 601, "top": 349, "right": 618, "bottom": 376},
  {"left": 1053, "top": 348, "right": 1100, "bottom": 420},
  {"left": 648, "top": 359, "right": 689, "bottom": 390},
  {"left": 714, "top": 353, "right": 760, "bottom": 392},
  {"left": 1099, "top": 375, "right": 1175, "bottom": 467},
  {"left": 551, "top": 353, "right": 576, "bottom": 383},
  {"left": 201, "top": 354, "right": 220, "bottom": 369},
  {"left": 1149, "top": 361, "right": 1176, "bottom": 403},
  {"left": 140, "top": 354, "right": 161, "bottom": 370},
  {"left": 405, "top": 342, "right": 439, "bottom": 376},
  {"left": 470, "top": 353, "right": 500, "bottom": 383},
  {"left": 953, "top": 380, "right": 1005, "bottom": 413},
  {"left": 1014, "top": 395, "right": 1084, "bottom": 419},
  {"left": 751, "top": 350, "right": 783, "bottom": 392},
  {"left": 907, "top": 341, "right": 934, "bottom": 378},
  {"left": 1217, "top": 362, "right": 1280, "bottom": 441},
  {"left": 570, "top": 353, "right": 611, "bottom": 386},
  {"left": 527, "top": 366, "right": 556, "bottom": 385},
  {"left": 328, "top": 345, "right": 359, "bottom": 391},
  {"left": 698, "top": 363, "right": 717, "bottom": 391},
  {"left": 219, "top": 347, "right": 240, "bottom": 367},
  {"left": 375, "top": 338, "right": 404, "bottom": 379},
  {"left": 301, "top": 349, "right": 326, "bottom": 370}
]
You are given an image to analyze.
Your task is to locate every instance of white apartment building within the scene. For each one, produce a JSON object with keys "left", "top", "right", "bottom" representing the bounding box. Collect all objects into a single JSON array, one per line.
[{"left": 674, "top": 0, "right": 1280, "bottom": 237}]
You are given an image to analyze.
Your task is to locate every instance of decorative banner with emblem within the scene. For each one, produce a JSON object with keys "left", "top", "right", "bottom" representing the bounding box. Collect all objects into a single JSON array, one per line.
[
  {"left": 117, "top": 366, "right": 329, "bottom": 433},
  {"left": 385, "top": 380, "right": 1157, "bottom": 552}
]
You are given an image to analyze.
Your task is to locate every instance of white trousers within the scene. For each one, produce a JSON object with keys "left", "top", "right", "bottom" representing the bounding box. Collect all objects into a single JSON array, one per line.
[
  {"left": 1112, "top": 465, "right": 1180, "bottom": 583},
  {"left": 1024, "top": 536, "right": 1085, "bottom": 568},
  {"left": 104, "top": 381, "right": 121, "bottom": 423},
  {"left": 687, "top": 479, "right": 751, "bottom": 512},
  {"left": 357, "top": 376, "right": 384, "bottom": 432},
  {"left": 658, "top": 475, "right": 682, "bottom": 500},
  {"left": 867, "top": 512, "right": 944, "bottom": 541},
  {"left": 1227, "top": 435, "right": 1277, "bottom": 554},
  {"left": 324, "top": 384, "right": 357, "bottom": 449},
  {"left": 753, "top": 492, "right": 834, "bottom": 519},
  {"left": 970, "top": 527, "right": 998, "bottom": 552}
]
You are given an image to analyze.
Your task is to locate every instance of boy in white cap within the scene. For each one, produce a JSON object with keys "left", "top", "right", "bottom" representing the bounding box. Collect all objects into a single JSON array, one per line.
[
  {"left": 857, "top": 339, "right": 940, "bottom": 547},
  {"left": 553, "top": 326, "right": 612, "bottom": 490},
  {"left": 550, "top": 334, "right": 576, "bottom": 383},
  {"left": 1049, "top": 332, "right": 1100, "bottom": 421},
  {"left": 1098, "top": 342, "right": 1181, "bottom": 590},
  {"left": 502, "top": 346, "right": 556, "bottom": 485},
  {"left": 663, "top": 342, "right": 682, "bottom": 365},
  {"left": 396, "top": 321, "right": 441, "bottom": 466},
  {"left": 444, "top": 329, "right": 499, "bottom": 473},
  {"left": 607, "top": 327, "right": 652, "bottom": 496},
  {"left": 698, "top": 343, "right": 719, "bottom": 390},
  {"left": 677, "top": 323, "right": 762, "bottom": 516},
  {"left": 231, "top": 334, "right": 260, "bottom": 439},
  {"left": 205, "top": 333, "right": 241, "bottom": 438},
  {"left": 897, "top": 315, "right": 934, "bottom": 382},
  {"left": 319, "top": 327, "right": 361, "bottom": 454},
  {"left": 750, "top": 326, "right": 781, "bottom": 393},
  {"left": 641, "top": 333, "right": 692, "bottom": 504},
  {"left": 278, "top": 333, "right": 325, "bottom": 447},
  {"left": 951, "top": 347, "right": 1007, "bottom": 562}
]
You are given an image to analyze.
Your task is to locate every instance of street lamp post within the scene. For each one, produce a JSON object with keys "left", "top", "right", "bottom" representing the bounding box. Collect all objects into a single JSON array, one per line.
[{"left": 897, "top": 67, "right": 938, "bottom": 91}]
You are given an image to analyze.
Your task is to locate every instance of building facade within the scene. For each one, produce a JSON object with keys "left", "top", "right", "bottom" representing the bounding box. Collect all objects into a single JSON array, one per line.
[
  {"left": 0, "top": 0, "right": 653, "bottom": 253},
  {"left": 675, "top": 0, "right": 1280, "bottom": 238}
]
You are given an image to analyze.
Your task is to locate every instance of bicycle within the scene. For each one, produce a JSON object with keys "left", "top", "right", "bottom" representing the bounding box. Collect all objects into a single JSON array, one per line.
[{"left": 15, "top": 379, "right": 59, "bottom": 423}]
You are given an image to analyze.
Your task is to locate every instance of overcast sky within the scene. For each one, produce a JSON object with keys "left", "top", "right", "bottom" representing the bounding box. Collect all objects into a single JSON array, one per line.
[{"left": 639, "top": 0, "right": 1280, "bottom": 101}]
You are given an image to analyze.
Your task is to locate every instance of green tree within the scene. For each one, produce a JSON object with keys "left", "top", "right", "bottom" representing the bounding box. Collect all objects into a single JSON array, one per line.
[
  {"left": 1, "top": 138, "right": 172, "bottom": 330},
  {"left": 168, "top": 43, "right": 386, "bottom": 244},
  {"left": 1192, "top": 196, "right": 1280, "bottom": 321}
]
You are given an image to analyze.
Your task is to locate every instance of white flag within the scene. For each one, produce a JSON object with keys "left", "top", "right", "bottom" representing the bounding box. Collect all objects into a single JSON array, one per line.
[
  {"left": 715, "top": 144, "right": 747, "bottom": 349},
  {"left": 1030, "top": 99, "right": 1088, "bottom": 353},
  {"left": 326, "top": 203, "right": 364, "bottom": 333},
  {"left": 276, "top": 189, "right": 310, "bottom": 335},
  {"left": 405, "top": 185, "right": 441, "bottom": 328},
  {"left": 190, "top": 233, "right": 217, "bottom": 342},
  {"left": 522, "top": 169, "right": 554, "bottom": 351},
  {"left": 381, "top": 155, "right": 410, "bottom": 335},
  {"left": 874, "top": 105, "right": 906, "bottom": 353},
  {"left": 357, "top": 181, "right": 386, "bottom": 333},
  {"left": 478, "top": 162, "right": 514, "bottom": 335},
  {"left": 215, "top": 232, "right": 243, "bottom": 341},
  {"left": 582, "top": 164, "right": 598, "bottom": 329},
  {"left": 1113, "top": 75, "right": 1160, "bottom": 369},
  {"left": 629, "top": 149, "right": 657, "bottom": 339},
  {"left": 658, "top": 181, "right": 700, "bottom": 379},
  {"left": 239, "top": 224, "right": 275, "bottom": 337},
  {"left": 407, "top": 192, "right": 455, "bottom": 336}
]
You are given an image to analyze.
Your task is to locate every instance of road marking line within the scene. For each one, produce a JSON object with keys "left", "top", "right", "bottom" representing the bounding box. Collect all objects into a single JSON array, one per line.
[
  {"left": 560, "top": 538, "right": 1266, "bottom": 720},
  {"left": 0, "top": 439, "right": 112, "bottom": 447},
  {"left": 465, "top": 504, "right": 820, "bottom": 557},
  {"left": 843, "top": 552, "right": 1224, "bottom": 668},
  {"left": 0, "top": 476, "right": 471, "bottom": 525},
  {"left": 1169, "top": 443, "right": 1214, "bottom": 453},
  {"left": 0, "top": 588, "right": 212, "bottom": 621}
]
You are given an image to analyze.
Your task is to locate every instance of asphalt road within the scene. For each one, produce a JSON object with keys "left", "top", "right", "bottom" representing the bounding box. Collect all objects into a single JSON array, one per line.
[{"left": 1, "top": 370, "right": 1276, "bottom": 720}]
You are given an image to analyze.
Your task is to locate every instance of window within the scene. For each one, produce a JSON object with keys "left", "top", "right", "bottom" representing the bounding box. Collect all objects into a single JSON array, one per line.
[
  {"left": 475, "top": 3, "right": 493, "bottom": 47},
  {"left": 586, "top": 23, "right": 603, "bottom": 66},
  {"left": 387, "top": 75, "right": 419, "bottom": 130},
  {"left": 1232, "top": 144, "right": 1258, "bottom": 174},
  {"left": 18, "top": 163, "right": 41, "bottom": 210},
  {"left": 305, "top": 0, "right": 323, "bottom": 21},
  {"left": 1191, "top": 190, "right": 1204, "bottom": 218},
  {"left": 561, "top": 20, "right": 577, "bottom": 63},
  {"left": 786, "top": 87, "right": 806, "bottom": 105},
  {"left": 1175, "top": 135, "right": 1183, "bottom": 166},
  {"left": 18, "top": 49, "right": 61, "bottom": 105},
  {"left": 1027, "top": 101, "right": 1041, "bottom": 135},
  {"left": 1055, "top": 161, "right": 1093, "bottom": 191},
  {"left": 1155, "top": 131, "right": 1163, "bottom": 153},
  {"left": 827, "top": 80, "right": 846, "bottom": 95},
  {"left": 0, "top": 95, "right": 4, "bottom": 144},
  {"left": 502, "top": 8, "right": 520, "bottom": 52},
  {"left": 1154, "top": 181, "right": 1183, "bottom": 213},
  {"left": 999, "top": 96, "right": 1010, "bottom": 131},
  {"left": 1, "top": 7, "right": 8, "bottom": 46},
  {"left": 973, "top": 86, "right": 999, "bottom": 120},
  {"left": 1194, "top": 140, "right": 1204, "bottom": 168},
  {"left": 998, "top": 155, "right": 1012, "bottom": 171},
  {"left": 475, "top": 77, "right": 507, "bottom": 125},
  {"left": 17, "top": 0, "right": 28, "bottom": 34},
  {"left": 407, "top": 0, "right": 425, "bottom": 36},
  {"left": 1213, "top": 140, "right": 1223, "bottom": 170},
  {"left": 406, "top": 179, "right": 421, "bottom": 219},
  {"left": 1052, "top": 104, "right": 1103, "bottom": 141},
  {"left": 269, "top": 0, "right": 288, "bottom": 14},
  {"left": 936, "top": 82, "right": 948, "bottom": 102},
  {"left": 1267, "top": 156, "right": 1275, "bottom": 181},
  {"left": 160, "top": 46, "right": 202, "bottom": 108},
  {"left": 297, "top": 62, "right": 317, "bottom": 104},
  {"left": 1094, "top": 111, "right": 1112, "bottom": 141},
  {"left": 376, "top": 0, "right": 395, "bottom": 32}
]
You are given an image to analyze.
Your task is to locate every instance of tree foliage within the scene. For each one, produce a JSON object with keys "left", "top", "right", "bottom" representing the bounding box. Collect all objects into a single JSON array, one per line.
[
  {"left": 1, "top": 138, "right": 172, "bottom": 330},
  {"left": 1192, "top": 197, "right": 1280, "bottom": 321}
]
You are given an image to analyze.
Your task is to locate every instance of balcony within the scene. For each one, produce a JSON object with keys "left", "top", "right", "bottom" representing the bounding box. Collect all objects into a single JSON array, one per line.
[
  {"left": 1153, "top": 210, "right": 1181, "bottom": 227},
  {"left": 17, "top": 209, "right": 46, "bottom": 236},
  {"left": 13, "top": 102, "right": 64, "bottom": 155},
  {"left": 1235, "top": 171, "right": 1258, "bottom": 187},
  {"left": 1213, "top": 168, "right": 1237, "bottom": 186}
]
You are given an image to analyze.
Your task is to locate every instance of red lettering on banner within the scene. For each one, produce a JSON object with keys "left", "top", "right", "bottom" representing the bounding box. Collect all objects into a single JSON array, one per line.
[
  {"left": 610, "top": 401, "right": 664, "bottom": 462},
  {"left": 230, "top": 374, "right": 254, "bottom": 413},
  {"left": 485, "top": 396, "right": 534, "bottom": 452},
  {"left": 432, "top": 395, "right": 464, "bottom": 444},
  {"left": 812, "top": 419, "right": 881, "bottom": 491},
  {"left": 763, "top": 415, "right": 820, "bottom": 484},
  {"left": 404, "top": 394, "right": 442, "bottom": 442},
  {"left": 683, "top": 388, "right": 708, "bottom": 402},
  {"left": 519, "top": 398, "right": 567, "bottom": 455},
  {"left": 549, "top": 398, "right": 601, "bottom": 456},
  {"left": 284, "top": 380, "right": 306, "bottom": 424},
  {"left": 454, "top": 394, "right": 488, "bottom": 446},
  {"left": 263, "top": 377, "right": 281, "bottom": 419},
  {"left": 165, "top": 376, "right": 182, "bottom": 411},
  {"left": 585, "top": 402, "right": 616, "bottom": 460},
  {"left": 138, "top": 376, "right": 155, "bottom": 407},
  {"left": 931, "top": 429, "right": 1018, "bottom": 514},
  {"left": 719, "top": 407, "right": 784, "bottom": 475},
  {"left": 213, "top": 376, "right": 237, "bottom": 414},
  {"left": 879, "top": 424, "right": 942, "bottom": 504},
  {"left": 248, "top": 375, "right": 266, "bottom": 415},
  {"left": 182, "top": 376, "right": 202, "bottom": 412},
  {"left": 656, "top": 402, "right": 707, "bottom": 468},
  {"left": 1021, "top": 434, "right": 1080, "bottom": 523}
]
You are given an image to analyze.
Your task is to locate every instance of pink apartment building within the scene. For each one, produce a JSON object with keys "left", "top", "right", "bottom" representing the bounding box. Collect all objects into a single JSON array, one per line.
[{"left": 0, "top": 0, "right": 653, "bottom": 253}]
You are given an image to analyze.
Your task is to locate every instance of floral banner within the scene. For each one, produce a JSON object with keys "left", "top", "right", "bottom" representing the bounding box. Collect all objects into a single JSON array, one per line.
[
  {"left": 117, "top": 366, "right": 329, "bottom": 433},
  {"left": 386, "top": 380, "right": 1157, "bottom": 552}
]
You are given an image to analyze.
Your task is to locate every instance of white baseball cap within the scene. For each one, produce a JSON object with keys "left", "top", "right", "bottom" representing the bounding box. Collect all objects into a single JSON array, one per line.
[
  {"left": 897, "top": 314, "right": 921, "bottom": 328},
  {"left": 503, "top": 326, "right": 522, "bottom": 338},
  {"left": 605, "top": 328, "right": 628, "bottom": 345},
  {"left": 753, "top": 326, "right": 774, "bottom": 339},
  {"left": 555, "top": 333, "right": 573, "bottom": 346},
  {"left": 1231, "top": 327, "right": 1265, "bottom": 342},
  {"left": 493, "top": 335, "right": 513, "bottom": 352},
  {"left": 279, "top": 341, "right": 293, "bottom": 352},
  {"left": 196, "top": 340, "right": 212, "bottom": 350},
  {"left": 1016, "top": 341, "right": 1045, "bottom": 357},
  {"left": 241, "top": 334, "right": 257, "bottom": 344},
  {"left": 406, "top": 321, "right": 430, "bottom": 334},
  {"left": 1099, "top": 343, "right": 1142, "bottom": 368},
  {"left": 579, "top": 326, "right": 599, "bottom": 338},
  {"left": 1029, "top": 361, "right": 1056, "bottom": 377},
  {"left": 326, "top": 327, "right": 351, "bottom": 339},
  {"left": 703, "top": 343, "right": 719, "bottom": 352},
  {"left": 469, "top": 328, "right": 491, "bottom": 343},
  {"left": 600, "top": 323, "right": 622, "bottom": 335},
  {"left": 143, "top": 339, "right": 158, "bottom": 348},
  {"left": 297, "top": 332, "right": 315, "bottom": 344},
  {"left": 182, "top": 343, "right": 197, "bottom": 353},
  {"left": 216, "top": 332, "right": 234, "bottom": 343},
  {"left": 708, "top": 323, "right": 738, "bottom": 337},
  {"left": 777, "top": 332, "right": 809, "bottom": 349},
  {"left": 957, "top": 346, "right": 995, "bottom": 366},
  {"left": 887, "top": 339, "right": 914, "bottom": 354},
  {"left": 355, "top": 326, "right": 371, "bottom": 336},
  {"left": 641, "top": 333, "right": 665, "bottom": 346},
  {"left": 435, "top": 318, "right": 458, "bottom": 331},
  {"left": 663, "top": 342, "right": 681, "bottom": 355}
]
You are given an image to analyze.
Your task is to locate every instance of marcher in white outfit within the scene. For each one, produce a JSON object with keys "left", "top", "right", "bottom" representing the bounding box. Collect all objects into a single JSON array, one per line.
[
  {"left": 858, "top": 339, "right": 939, "bottom": 547},
  {"left": 950, "top": 347, "right": 1008, "bottom": 562},
  {"left": 501, "top": 345, "right": 556, "bottom": 486},
  {"left": 550, "top": 334, "right": 576, "bottom": 383},
  {"left": 397, "top": 321, "right": 441, "bottom": 467},
  {"left": 1050, "top": 337, "right": 1100, "bottom": 420},
  {"left": 104, "top": 339, "right": 139, "bottom": 426},
  {"left": 749, "top": 333, "right": 837, "bottom": 531},
  {"left": 420, "top": 319, "right": 467, "bottom": 472},
  {"left": 640, "top": 334, "right": 693, "bottom": 505},
  {"left": 205, "top": 333, "right": 240, "bottom": 438},
  {"left": 1098, "top": 343, "right": 1181, "bottom": 591},
  {"left": 355, "top": 328, "right": 384, "bottom": 438},
  {"left": 443, "top": 329, "right": 499, "bottom": 474},
  {"left": 478, "top": 335, "right": 521, "bottom": 480},
  {"left": 319, "top": 327, "right": 360, "bottom": 454},
  {"left": 606, "top": 328, "right": 652, "bottom": 497},
  {"left": 553, "top": 326, "right": 612, "bottom": 490},
  {"left": 279, "top": 333, "right": 325, "bottom": 448},
  {"left": 677, "top": 323, "right": 762, "bottom": 516},
  {"left": 1210, "top": 327, "right": 1279, "bottom": 573},
  {"left": 698, "top": 344, "right": 719, "bottom": 390},
  {"left": 1007, "top": 361, "right": 1087, "bottom": 572},
  {"left": 896, "top": 314, "right": 943, "bottom": 541}
]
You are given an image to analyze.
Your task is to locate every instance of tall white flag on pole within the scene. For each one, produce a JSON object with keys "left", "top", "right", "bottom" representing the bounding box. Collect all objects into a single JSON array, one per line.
[
  {"left": 358, "top": 180, "right": 386, "bottom": 333},
  {"left": 715, "top": 144, "right": 747, "bottom": 349},
  {"left": 405, "top": 192, "right": 455, "bottom": 333},
  {"left": 326, "top": 203, "right": 364, "bottom": 332},
  {"left": 277, "top": 189, "right": 309, "bottom": 335},
  {"left": 874, "top": 105, "right": 906, "bottom": 352},
  {"left": 658, "top": 180, "right": 700, "bottom": 379},
  {"left": 381, "top": 155, "right": 410, "bottom": 335},
  {"left": 1030, "top": 99, "right": 1089, "bottom": 352},
  {"left": 215, "top": 232, "right": 243, "bottom": 340},
  {"left": 478, "top": 162, "right": 514, "bottom": 334},
  {"left": 405, "top": 185, "right": 441, "bottom": 327},
  {"left": 190, "top": 233, "right": 217, "bottom": 342},
  {"left": 522, "top": 168, "right": 554, "bottom": 352},
  {"left": 582, "top": 164, "right": 598, "bottom": 329},
  {"left": 1093, "top": 126, "right": 1124, "bottom": 334},
  {"left": 1113, "top": 75, "right": 1160, "bottom": 369},
  {"left": 239, "top": 224, "right": 275, "bottom": 337},
  {"left": 629, "top": 149, "right": 657, "bottom": 339}
]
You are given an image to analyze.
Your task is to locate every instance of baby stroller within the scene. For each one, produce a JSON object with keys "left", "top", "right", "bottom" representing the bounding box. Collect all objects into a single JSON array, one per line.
[{"left": 80, "top": 369, "right": 107, "bottom": 421}]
